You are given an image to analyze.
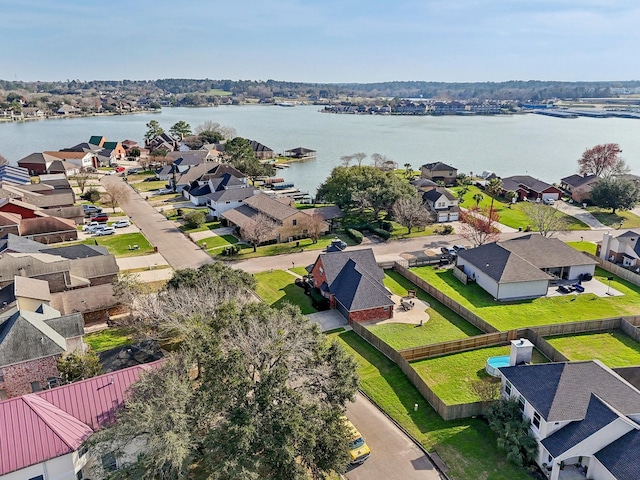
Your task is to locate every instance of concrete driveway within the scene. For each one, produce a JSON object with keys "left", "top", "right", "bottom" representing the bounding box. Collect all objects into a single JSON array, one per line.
[
  {"left": 555, "top": 201, "right": 610, "bottom": 229},
  {"left": 345, "top": 393, "right": 442, "bottom": 480},
  {"left": 306, "top": 310, "right": 348, "bottom": 332}
]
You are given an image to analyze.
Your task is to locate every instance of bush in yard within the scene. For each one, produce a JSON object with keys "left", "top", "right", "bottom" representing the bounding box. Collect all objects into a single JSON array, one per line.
[
  {"left": 485, "top": 398, "right": 538, "bottom": 467},
  {"left": 83, "top": 187, "right": 101, "bottom": 203},
  {"left": 183, "top": 210, "right": 206, "bottom": 229},
  {"left": 434, "top": 224, "right": 454, "bottom": 235},
  {"left": 346, "top": 228, "right": 363, "bottom": 244},
  {"left": 371, "top": 227, "right": 391, "bottom": 241},
  {"left": 382, "top": 221, "right": 393, "bottom": 231}
]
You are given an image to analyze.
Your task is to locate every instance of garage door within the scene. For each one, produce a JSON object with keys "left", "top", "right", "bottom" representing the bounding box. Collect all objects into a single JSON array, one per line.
[
  {"left": 438, "top": 212, "right": 448, "bottom": 222},
  {"left": 541, "top": 192, "right": 559, "bottom": 201},
  {"left": 449, "top": 212, "right": 459, "bottom": 221}
]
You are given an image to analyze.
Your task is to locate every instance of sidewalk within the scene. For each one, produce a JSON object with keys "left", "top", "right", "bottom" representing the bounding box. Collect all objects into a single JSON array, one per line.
[
  {"left": 189, "top": 226, "right": 236, "bottom": 242},
  {"left": 116, "top": 253, "right": 169, "bottom": 270}
]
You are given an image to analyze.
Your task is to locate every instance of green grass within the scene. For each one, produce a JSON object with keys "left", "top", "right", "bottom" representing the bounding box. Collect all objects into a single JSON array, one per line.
[
  {"left": 366, "top": 271, "right": 482, "bottom": 350},
  {"left": 132, "top": 180, "right": 167, "bottom": 192},
  {"left": 389, "top": 221, "right": 436, "bottom": 239},
  {"left": 207, "top": 88, "right": 233, "bottom": 96},
  {"left": 452, "top": 185, "right": 588, "bottom": 230},
  {"left": 254, "top": 270, "right": 315, "bottom": 314},
  {"left": 196, "top": 234, "right": 239, "bottom": 251},
  {"left": 411, "top": 345, "right": 548, "bottom": 405},
  {"left": 411, "top": 266, "right": 640, "bottom": 330},
  {"left": 179, "top": 220, "right": 222, "bottom": 233},
  {"left": 567, "top": 241, "right": 597, "bottom": 255},
  {"left": 85, "top": 327, "right": 134, "bottom": 352},
  {"left": 546, "top": 329, "right": 640, "bottom": 367},
  {"left": 585, "top": 206, "right": 640, "bottom": 228},
  {"left": 330, "top": 330, "right": 531, "bottom": 480},
  {"left": 80, "top": 232, "right": 154, "bottom": 257},
  {"left": 290, "top": 267, "right": 310, "bottom": 276},
  {"left": 218, "top": 234, "right": 354, "bottom": 259}
]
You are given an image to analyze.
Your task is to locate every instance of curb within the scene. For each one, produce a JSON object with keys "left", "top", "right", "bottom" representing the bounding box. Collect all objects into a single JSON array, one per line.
[{"left": 357, "top": 389, "right": 451, "bottom": 480}]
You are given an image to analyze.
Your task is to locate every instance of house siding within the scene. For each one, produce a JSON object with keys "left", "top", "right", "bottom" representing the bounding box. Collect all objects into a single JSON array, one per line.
[
  {"left": 348, "top": 306, "right": 393, "bottom": 323},
  {"left": 497, "top": 280, "right": 549, "bottom": 301},
  {"left": 0, "top": 356, "right": 60, "bottom": 398}
]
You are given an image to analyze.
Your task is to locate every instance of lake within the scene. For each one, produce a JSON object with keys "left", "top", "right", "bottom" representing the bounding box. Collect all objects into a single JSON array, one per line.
[{"left": 1, "top": 105, "right": 639, "bottom": 196}]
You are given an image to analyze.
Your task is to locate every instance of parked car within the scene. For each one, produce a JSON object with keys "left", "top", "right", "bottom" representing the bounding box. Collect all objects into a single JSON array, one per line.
[
  {"left": 127, "top": 168, "right": 140, "bottom": 175},
  {"left": 441, "top": 246, "right": 457, "bottom": 256},
  {"left": 155, "top": 188, "right": 174, "bottom": 195},
  {"left": 95, "top": 226, "right": 116, "bottom": 236},
  {"left": 113, "top": 219, "right": 130, "bottom": 228},
  {"left": 105, "top": 170, "right": 115, "bottom": 175},
  {"left": 543, "top": 198, "right": 556, "bottom": 205},
  {"left": 453, "top": 245, "right": 466, "bottom": 252},
  {"left": 82, "top": 221, "right": 102, "bottom": 231},
  {"left": 87, "top": 224, "right": 106, "bottom": 234},
  {"left": 82, "top": 204, "right": 102, "bottom": 216},
  {"left": 573, "top": 283, "right": 585, "bottom": 293},
  {"left": 90, "top": 213, "right": 109, "bottom": 223},
  {"left": 115, "top": 166, "right": 126, "bottom": 173}
]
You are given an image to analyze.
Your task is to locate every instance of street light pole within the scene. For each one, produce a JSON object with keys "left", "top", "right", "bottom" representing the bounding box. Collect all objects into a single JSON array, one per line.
[{"left": 607, "top": 276, "right": 614, "bottom": 295}]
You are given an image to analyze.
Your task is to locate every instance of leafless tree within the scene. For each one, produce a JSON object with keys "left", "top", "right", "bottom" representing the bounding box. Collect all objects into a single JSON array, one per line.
[
  {"left": 352, "top": 152, "right": 367, "bottom": 167},
  {"left": 195, "top": 120, "right": 236, "bottom": 141},
  {"left": 0, "top": 153, "right": 8, "bottom": 166},
  {"left": 520, "top": 202, "right": 569, "bottom": 237},
  {"left": 305, "top": 211, "right": 328, "bottom": 243},
  {"left": 102, "top": 183, "right": 129, "bottom": 213},
  {"left": 392, "top": 195, "right": 434, "bottom": 234},
  {"left": 72, "top": 168, "right": 91, "bottom": 194},
  {"left": 241, "top": 213, "right": 276, "bottom": 252},
  {"left": 459, "top": 206, "right": 501, "bottom": 246},
  {"left": 340, "top": 154, "right": 353, "bottom": 167}
]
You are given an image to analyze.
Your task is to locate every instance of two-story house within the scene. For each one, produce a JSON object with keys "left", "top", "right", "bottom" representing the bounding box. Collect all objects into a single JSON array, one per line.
[
  {"left": 420, "top": 162, "right": 458, "bottom": 185},
  {"left": 422, "top": 187, "right": 459, "bottom": 222},
  {"left": 598, "top": 230, "right": 640, "bottom": 269}
]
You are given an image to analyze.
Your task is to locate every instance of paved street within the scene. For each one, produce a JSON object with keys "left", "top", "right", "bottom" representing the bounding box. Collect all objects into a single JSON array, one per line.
[
  {"left": 345, "top": 393, "right": 442, "bottom": 480},
  {"left": 101, "top": 175, "right": 213, "bottom": 270}
]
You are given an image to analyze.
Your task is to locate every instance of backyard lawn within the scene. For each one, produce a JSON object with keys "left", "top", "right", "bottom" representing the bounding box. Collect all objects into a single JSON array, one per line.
[
  {"left": 196, "top": 234, "right": 239, "bottom": 252},
  {"left": 80, "top": 232, "right": 154, "bottom": 257},
  {"left": 546, "top": 329, "right": 640, "bottom": 367},
  {"left": 85, "top": 327, "right": 134, "bottom": 352},
  {"left": 331, "top": 330, "right": 531, "bottom": 480},
  {"left": 586, "top": 206, "right": 640, "bottom": 228},
  {"left": 366, "top": 271, "right": 482, "bottom": 350},
  {"left": 453, "top": 185, "right": 588, "bottom": 231},
  {"left": 411, "top": 345, "right": 549, "bottom": 405},
  {"left": 254, "top": 270, "right": 315, "bottom": 314},
  {"left": 411, "top": 266, "right": 640, "bottom": 330},
  {"left": 567, "top": 241, "right": 597, "bottom": 255},
  {"left": 179, "top": 220, "right": 222, "bottom": 233}
]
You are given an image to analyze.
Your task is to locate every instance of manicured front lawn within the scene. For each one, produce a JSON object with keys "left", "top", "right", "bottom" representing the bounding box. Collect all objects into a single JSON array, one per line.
[
  {"left": 132, "top": 180, "right": 167, "bottom": 192},
  {"left": 254, "top": 270, "right": 315, "bottom": 314},
  {"left": 366, "top": 271, "right": 482, "bottom": 350},
  {"left": 196, "top": 234, "right": 239, "bottom": 252},
  {"left": 81, "top": 232, "right": 154, "bottom": 257},
  {"left": 411, "top": 266, "right": 640, "bottom": 330},
  {"left": 330, "top": 330, "right": 531, "bottom": 480},
  {"left": 411, "top": 345, "right": 548, "bottom": 405},
  {"left": 546, "top": 329, "right": 640, "bottom": 367},
  {"left": 290, "top": 266, "right": 310, "bottom": 276},
  {"left": 567, "top": 241, "right": 597, "bottom": 255},
  {"left": 218, "top": 234, "right": 353, "bottom": 259},
  {"left": 85, "top": 327, "right": 134, "bottom": 352},
  {"left": 586, "top": 206, "right": 640, "bottom": 228},
  {"left": 179, "top": 220, "right": 222, "bottom": 233}
]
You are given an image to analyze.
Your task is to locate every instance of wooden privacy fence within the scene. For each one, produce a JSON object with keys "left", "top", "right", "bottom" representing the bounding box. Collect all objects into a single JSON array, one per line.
[{"left": 586, "top": 252, "right": 640, "bottom": 288}]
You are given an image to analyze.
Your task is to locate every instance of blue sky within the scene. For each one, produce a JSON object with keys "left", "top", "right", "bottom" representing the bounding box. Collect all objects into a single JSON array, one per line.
[{"left": 1, "top": 0, "right": 639, "bottom": 83}]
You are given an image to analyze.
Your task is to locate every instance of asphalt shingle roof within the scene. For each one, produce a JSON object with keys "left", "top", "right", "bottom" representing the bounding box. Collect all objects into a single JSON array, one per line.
[
  {"left": 595, "top": 429, "right": 640, "bottom": 480},
  {"left": 500, "top": 361, "right": 640, "bottom": 422},
  {"left": 501, "top": 175, "right": 555, "bottom": 194},
  {"left": 330, "top": 259, "right": 393, "bottom": 311}
]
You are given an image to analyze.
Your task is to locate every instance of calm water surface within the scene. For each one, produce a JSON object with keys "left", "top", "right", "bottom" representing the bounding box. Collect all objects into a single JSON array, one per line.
[{"left": 1, "top": 105, "right": 639, "bottom": 196}]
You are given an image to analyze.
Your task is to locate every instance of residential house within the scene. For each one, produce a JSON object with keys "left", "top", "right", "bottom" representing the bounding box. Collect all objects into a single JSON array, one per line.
[
  {"left": 501, "top": 175, "right": 562, "bottom": 202},
  {"left": 88, "top": 135, "right": 107, "bottom": 147},
  {"left": 560, "top": 174, "right": 599, "bottom": 203},
  {"left": 146, "top": 132, "right": 179, "bottom": 152},
  {"left": 17, "top": 152, "right": 60, "bottom": 175},
  {"left": 155, "top": 150, "right": 210, "bottom": 181},
  {"left": 182, "top": 163, "right": 254, "bottom": 215},
  {"left": 422, "top": 187, "right": 459, "bottom": 222},
  {"left": 308, "top": 248, "right": 394, "bottom": 323},
  {"left": 499, "top": 351, "right": 640, "bottom": 480},
  {"left": 598, "top": 230, "right": 640, "bottom": 269},
  {"left": 0, "top": 361, "right": 163, "bottom": 480},
  {"left": 102, "top": 141, "right": 127, "bottom": 160},
  {"left": 121, "top": 139, "right": 139, "bottom": 151},
  {"left": 0, "top": 233, "right": 43, "bottom": 254},
  {"left": 0, "top": 213, "right": 20, "bottom": 236},
  {"left": 247, "top": 139, "right": 275, "bottom": 159},
  {"left": 1, "top": 180, "right": 76, "bottom": 209},
  {"left": 19, "top": 216, "right": 78, "bottom": 244},
  {"left": 421, "top": 162, "right": 458, "bottom": 185},
  {"left": 410, "top": 178, "right": 438, "bottom": 192},
  {"left": 56, "top": 104, "right": 79, "bottom": 115},
  {"left": 222, "top": 192, "right": 328, "bottom": 243},
  {"left": 0, "top": 300, "right": 84, "bottom": 398},
  {"left": 43, "top": 151, "right": 98, "bottom": 171},
  {"left": 301, "top": 205, "right": 344, "bottom": 232},
  {"left": 456, "top": 234, "right": 597, "bottom": 301},
  {"left": 0, "top": 164, "right": 30, "bottom": 185},
  {"left": 0, "top": 198, "right": 45, "bottom": 219},
  {"left": 0, "top": 276, "right": 52, "bottom": 316}
]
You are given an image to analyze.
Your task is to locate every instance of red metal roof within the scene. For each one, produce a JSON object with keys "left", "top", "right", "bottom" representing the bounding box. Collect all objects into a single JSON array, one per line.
[{"left": 0, "top": 360, "right": 163, "bottom": 475}]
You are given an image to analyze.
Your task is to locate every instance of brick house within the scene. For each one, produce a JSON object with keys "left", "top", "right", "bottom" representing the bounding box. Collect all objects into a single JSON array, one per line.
[
  {"left": 0, "top": 299, "right": 84, "bottom": 399},
  {"left": 560, "top": 174, "right": 599, "bottom": 203},
  {"left": 308, "top": 248, "right": 394, "bottom": 323},
  {"left": 501, "top": 175, "right": 562, "bottom": 202}
]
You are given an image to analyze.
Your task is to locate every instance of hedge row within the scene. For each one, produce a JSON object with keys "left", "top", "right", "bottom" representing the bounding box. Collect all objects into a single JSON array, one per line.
[{"left": 346, "top": 228, "right": 364, "bottom": 244}]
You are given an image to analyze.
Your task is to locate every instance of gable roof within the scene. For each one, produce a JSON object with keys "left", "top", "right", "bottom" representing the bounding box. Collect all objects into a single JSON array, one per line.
[
  {"left": 422, "top": 187, "right": 456, "bottom": 202},
  {"left": 243, "top": 193, "right": 299, "bottom": 221},
  {"left": 247, "top": 139, "right": 274, "bottom": 154},
  {"left": 40, "top": 244, "right": 108, "bottom": 259},
  {"left": 316, "top": 248, "right": 384, "bottom": 286},
  {"left": 205, "top": 187, "right": 256, "bottom": 204},
  {"left": 330, "top": 258, "right": 393, "bottom": 311},
  {"left": 0, "top": 233, "right": 43, "bottom": 253},
  {"left": 501, "top": 175, "right": 557, "bottom": 194},
  {"left": 19, "top": 216, "right": 77, "bottom": 236},
  {"left": 595, "top": 429, "right": 640, "bottom": 480},
  {"left": 541, "top": 394, "right": 625, "bottom": 457},
  {"left": 422, "top": 162, "right": 456, "bottom": 171},
  {"left": 561, "top": 174, "right": 598, "bottom": 188},
  {"left": 499, "top": 234, "right": 597, "bottom": 269},
  {"left": 14, "top": 276, "right": 51, "bottom": 302},
  {"left": 500, "top": 360, "right": 640, "bottom": 422}
]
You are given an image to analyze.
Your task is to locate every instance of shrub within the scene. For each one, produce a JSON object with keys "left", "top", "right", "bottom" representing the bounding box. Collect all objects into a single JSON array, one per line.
[
  {"left": 183, "top": 210, "right": 206, "bottom": 229},
  {"left": 434, "top": 224, "right": 454, "bottom": 235},
  {"left": 83, "top": 187, "right": 101, "bottom": 203},
  {"left": 485, "top": 399, "right": 538, "bottom": 467},
  {"left": 346, "top": 228, "right": 363, "bottom": 244},
  {"left": 371, "top": 227, "right": 391, "bottom": 241},
  {"left": 382, "top": 221, "right": 393, "bottom": 231}
]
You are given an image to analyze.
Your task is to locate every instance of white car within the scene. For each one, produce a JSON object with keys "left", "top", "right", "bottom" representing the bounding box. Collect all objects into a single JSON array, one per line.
[
  {"left": 543, "top": 198, "right": 556, "bottom": 205},
  {"left": 95, "top": 226, "right": 116, "bottom": 236},
  {"left": 87, "top": 224, "right": 107, "bottom": 234},
  {"left": 113, "top": 219, "right": 131, "bottom": 228}
]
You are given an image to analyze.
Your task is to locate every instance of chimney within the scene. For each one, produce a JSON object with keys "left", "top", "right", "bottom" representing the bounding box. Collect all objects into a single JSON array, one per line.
[
  {"left": 600, "top": 232, "right": 612, "bottom": 261},
  {"left": 509, "top": 338, "right": 534, "bottom": 366}
]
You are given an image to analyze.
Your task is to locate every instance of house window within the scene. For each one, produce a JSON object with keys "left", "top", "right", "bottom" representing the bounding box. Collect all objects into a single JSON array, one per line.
[
  {"left": 532, "top": 411, "right": 541, "bottom": 429},
  {"left": 505, "top": 380, "right": 512, "bottom": 396},
  {"left": 79, "top": 445, "right": 89, "bottom": 457},
  {"left": 292, "top": 219, "right": 297, "bottom": 226},
  {"left": 31, "top": 381, "right": 41, "bottom": 392},
  {"left": 28, "top": 476, "right": 44, "bottom": 480},
  {"left": 76, "top": 469, "right": 84, "bottom": 480},
  {"left": 102, "top": 452, "right": 118, "bottom": 472},
  {"left": 518, "top": 395, "right": 525, "bottom": 412}
]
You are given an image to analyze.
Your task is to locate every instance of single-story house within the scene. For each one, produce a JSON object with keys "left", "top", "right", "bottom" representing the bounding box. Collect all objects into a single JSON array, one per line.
[
  {"left": 222, "top": 192, "right": 329, "bottom": 243},
  {"left": 308, "top": 248, "right": 394, "bottom": 323},
  {"left": 420, "top": 162, "right": 458, "bottom": 185},
  {"left": 560, "top": 174, "right": 599, "bottom": 203},
  {"left": 455, "top": 234, "right": 597, "bottom": 301},
  {"left": 422, "top": 187, "right": 459, "bottom": 222},
  {"left": 19, "top": 216, "right": 78, "bottom": 244},
  {"left": 0, "top": 212, "right": 20, "bottom": 236},
  {"left": 598, "top": 230, "right": 640, "bottom": 269},
  {"left": 43, "top": 151, "right": 98, "bottom": 171},
  {"left": 17, "top": 152, "right": 60, "bottom": 175},
  {"left": 500, "top": 357, "right": 640, "bottom": 480},
  {"left": 501, "top": 175, "right": 562, "bottom": 202}
]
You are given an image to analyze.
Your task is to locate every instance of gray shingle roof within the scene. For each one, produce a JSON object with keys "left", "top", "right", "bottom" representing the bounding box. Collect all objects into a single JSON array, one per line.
[
  {"left": 501, "top": 175, "right": 555, "bottom": 194},
  {"left": 500, "top": 234, "right": 597, "bottom": 269},
  {"left": 500, "top": 361, "right": 640, "bottom": 422},
  {"left": 422, "top": 162, "right": 456, "bottom": 171},
  {"left": 331, "top": 259, "right": 393, "bottom": 311},
  {"left": 317, "top": 248, "right": 384, "bottom": 286},
  {"left": 595, "top": 429, "right": 640, "bottom": 480},
  {"left": 422, "top": 187, "right": 456, "bottom": 202},
  {"left": 243, "top": 193, "right": 298, "bottom": 221},
  {"left": 541, "top": 394, "right": 621, "bottom": 456},
  {"left": 41, "top": 244, "right": 107, "bottom": 259},
  {"left": 206, "top": 188, "right": 255, "bottom": 203},
  {"left": 561, "top": 174, "right": 598, "bottom": 188}
]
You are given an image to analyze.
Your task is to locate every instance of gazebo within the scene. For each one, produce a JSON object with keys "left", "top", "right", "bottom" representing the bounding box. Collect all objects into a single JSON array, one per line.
[{"left": 284, "top": 147, "right": 317, "bottom": 159}]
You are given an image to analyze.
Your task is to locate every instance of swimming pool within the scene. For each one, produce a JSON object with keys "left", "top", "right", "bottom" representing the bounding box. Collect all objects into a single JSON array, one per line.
[{"left": 486, "top": 355, "right": 510, "bottom": 377}]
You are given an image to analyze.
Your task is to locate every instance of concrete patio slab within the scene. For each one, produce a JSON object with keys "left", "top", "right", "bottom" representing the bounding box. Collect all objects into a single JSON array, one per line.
[{"left": 307, "top": 310, "right": 348, "bottom": 332}]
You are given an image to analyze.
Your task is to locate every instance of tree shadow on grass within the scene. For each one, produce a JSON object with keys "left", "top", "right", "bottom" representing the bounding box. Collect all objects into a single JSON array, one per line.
[{"left": 273, "top": 284, "right": 316, "bottom": 315}]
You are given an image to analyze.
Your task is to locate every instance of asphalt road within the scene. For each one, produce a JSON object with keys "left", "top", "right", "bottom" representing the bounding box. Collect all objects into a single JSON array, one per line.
[
  {"left": 345, "top": 394, "right": 442, "bottom": 480},
  {"left": 101, "top": 175, "right": 213, "bottom": 270}
]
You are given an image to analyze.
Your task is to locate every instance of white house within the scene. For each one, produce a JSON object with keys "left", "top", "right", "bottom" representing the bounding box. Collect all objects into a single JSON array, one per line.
[
  {"left": 455, "top": 234, "right": 597, "bottom": 301},
  {"left": 598, "top": 230, "right": 640, "bottom": 269},
  {"left": 421, "top": 188, "right": 459, "bottom": 222},
  {"left": 499, "top": 349, "right": 640, "bottom": 480}
]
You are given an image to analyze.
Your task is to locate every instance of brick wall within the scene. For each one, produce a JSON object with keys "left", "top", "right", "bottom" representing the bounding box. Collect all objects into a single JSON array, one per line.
[
  {"left": 310, "top": 258, "right": 327, "bottom": 289},
  {"left": 0, "top": 356, "right": 59, "bottom": 398},
  {"left": 349, "top": 306, "right": 393, "bottom": 324},
  {"left": 90, "top": 274, "right": 118, "bottom": 286}
]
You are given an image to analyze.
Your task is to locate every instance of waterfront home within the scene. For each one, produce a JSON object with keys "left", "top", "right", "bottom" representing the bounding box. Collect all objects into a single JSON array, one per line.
[
  {"left": 421, "top": 162, "right": 458, "bottom": 185},
  {"left": 421, "top": 187, "right": 459, "bottom": 222},
  {"left": 247, "top": 139, "right": 275, "bottom": 159},
  {"left": 500, "top": 175, "right": 562, "bottom": 202},
  {"left": 560, "top": 174, "right": 599, "bottom": 203}
]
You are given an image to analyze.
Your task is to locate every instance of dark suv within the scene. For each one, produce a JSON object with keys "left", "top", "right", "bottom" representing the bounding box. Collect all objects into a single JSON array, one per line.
[{"left": 82, "top": 204, "right": 102, "bottom": 216}]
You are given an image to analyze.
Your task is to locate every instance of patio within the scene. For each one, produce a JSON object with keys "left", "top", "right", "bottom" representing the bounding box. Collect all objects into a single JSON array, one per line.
[
  {"left": 363, "top": 295, "right": 431, "bottom": 326},
  {"left": 546, "top": 277, "right": 623, "bottom": 298},
  {"left": 557, "top": 464, "right": 586, "bottom": 480}
]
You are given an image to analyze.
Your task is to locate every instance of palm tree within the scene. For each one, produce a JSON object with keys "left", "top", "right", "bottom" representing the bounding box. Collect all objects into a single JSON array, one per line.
[
  {"left": 485, "top": 178, "right": 503, "bottom": 217},
  {"left": 472, "top": 192, "right": 484, "bottom": 207},
  {"left": 404, "top": 163, "right": 413, "bottom": 177}
]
